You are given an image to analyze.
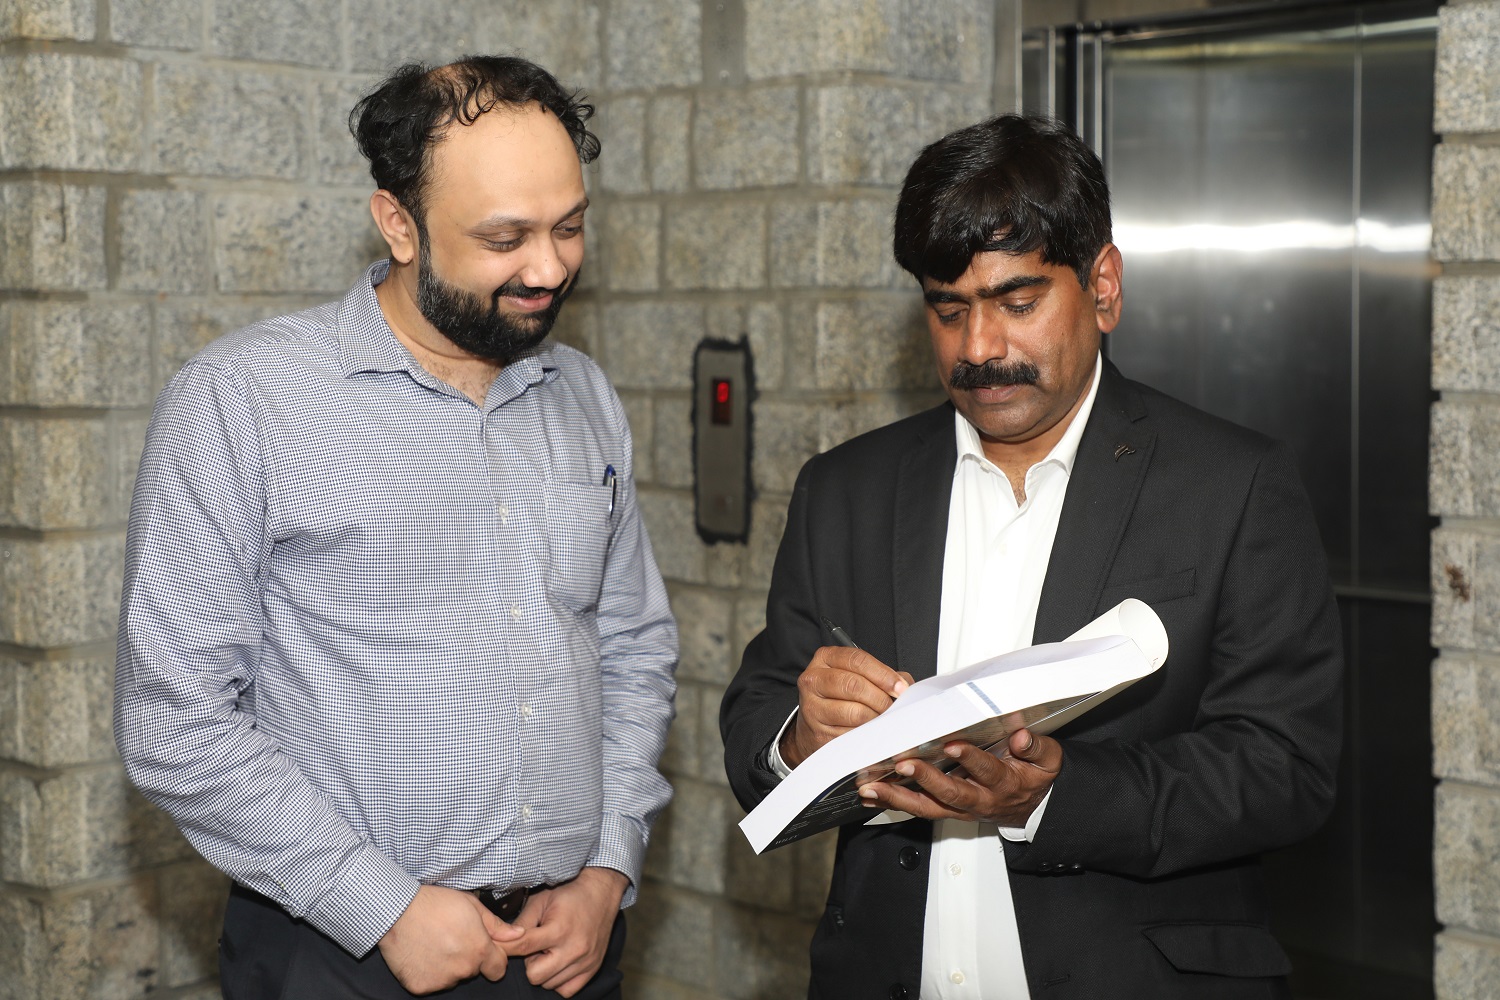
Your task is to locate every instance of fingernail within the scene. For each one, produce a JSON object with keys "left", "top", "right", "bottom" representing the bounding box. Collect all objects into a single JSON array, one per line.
[
  {"left": 892, "top": 680, "right": 908, "bottom": 696},
  {"left": 944, "top": 744, "right": 961, "bottom": 758},
  {"left": 895, "top": 761, "right": 915, "bottom": 777},
  {"left": 859, "top": 784, "right": 878, "bottom": 799}
]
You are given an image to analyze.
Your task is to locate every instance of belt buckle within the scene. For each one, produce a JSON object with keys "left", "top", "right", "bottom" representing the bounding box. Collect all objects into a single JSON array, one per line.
[{"left": 473, "top": 885, "right": 529, "bottom": 922}]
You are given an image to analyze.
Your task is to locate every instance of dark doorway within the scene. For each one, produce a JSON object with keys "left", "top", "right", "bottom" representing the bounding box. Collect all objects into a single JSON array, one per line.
[{"left": 1022, "top": 4, "right": 1438, "bottom": 997}]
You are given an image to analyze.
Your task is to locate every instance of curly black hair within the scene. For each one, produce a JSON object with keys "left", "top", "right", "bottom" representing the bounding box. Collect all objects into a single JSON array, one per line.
[{"left": 349, "top": 55, "right": 600, "bottom": 224}]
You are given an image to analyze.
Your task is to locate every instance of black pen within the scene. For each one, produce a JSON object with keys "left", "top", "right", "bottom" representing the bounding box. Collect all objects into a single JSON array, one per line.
[{"left": 821, "top": 616, "right": 860, "bottom": 649}]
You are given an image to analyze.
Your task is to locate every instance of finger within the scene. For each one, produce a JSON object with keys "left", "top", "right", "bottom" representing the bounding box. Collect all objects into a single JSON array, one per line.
[
  {"left": 942, "top": 742, "right": 1007, "bottom": 786},
  {"left": 512, "top": 920, "right": 565, "bottom": 959},
  {"left": 525, "top": 946, "right": 576, "bottom": 986},
  {"left": 801, "top": 660, "right": 902, "bottom": 718},
  {"left": 857, "top": 772, "right": 968, "bottom": 820},
  {"left": 1009, "top": 729, "right": 1063, "bottom": 771},
  {"left": 473, "top": 903, "right": 524, "bottom": 944},
  {"left": 556, "top": 970, "right": 594, "bottom": 998},
  {"left": 810, "top": 646, "right": 908, "bottom": 697},
  {"left": 478, "top": 941, "right": 510, "bottom": 982}
]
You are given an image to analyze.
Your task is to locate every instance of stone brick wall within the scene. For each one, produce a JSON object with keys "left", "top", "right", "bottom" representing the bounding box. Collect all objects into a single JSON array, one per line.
[
  {"left": 1431, "top": 1, "right": 1500, "bottom": 996},
  {"left": 0, "top": 1, "right": 996, "bottom": 997}
]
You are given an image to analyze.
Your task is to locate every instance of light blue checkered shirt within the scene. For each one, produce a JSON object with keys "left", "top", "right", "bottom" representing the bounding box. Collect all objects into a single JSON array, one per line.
[{"left": 115, "top": 261, "right": 677, "bottom": 957}]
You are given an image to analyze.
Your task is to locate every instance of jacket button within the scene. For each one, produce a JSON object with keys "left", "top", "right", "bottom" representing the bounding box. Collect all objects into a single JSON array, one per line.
[
  {"left": 1039, "top": 861, "right": 1052, "bottom": 871},
  {"left": 889, "top": 985, "right": 909, "bottom": 1000},
  {"left": 897, "top": 846, "right": 920, "bottom": 870}
]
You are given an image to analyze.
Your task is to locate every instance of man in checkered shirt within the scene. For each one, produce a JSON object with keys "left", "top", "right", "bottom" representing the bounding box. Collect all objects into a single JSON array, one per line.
[{"left": 115, "top": 56, "right": 677, "bottom": 999}]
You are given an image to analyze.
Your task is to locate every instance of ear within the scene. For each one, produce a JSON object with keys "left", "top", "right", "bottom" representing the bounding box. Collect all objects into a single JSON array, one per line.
[
  {"left": 1089, "top": 243, "right": 1124, "bottom": 334},
  {"left": 369, "top": 190, "right": 418, "bottom": 266}
]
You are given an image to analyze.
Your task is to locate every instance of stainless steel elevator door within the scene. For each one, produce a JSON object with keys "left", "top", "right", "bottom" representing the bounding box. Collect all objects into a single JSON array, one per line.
[{"left": 1024, "top": 5, "right": 1437, "bottom": 997}]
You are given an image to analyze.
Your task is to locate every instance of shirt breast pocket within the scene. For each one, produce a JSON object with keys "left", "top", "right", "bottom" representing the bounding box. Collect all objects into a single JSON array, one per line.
[{"left": 544, "top": 479, "right": 615, "bottom": 614}]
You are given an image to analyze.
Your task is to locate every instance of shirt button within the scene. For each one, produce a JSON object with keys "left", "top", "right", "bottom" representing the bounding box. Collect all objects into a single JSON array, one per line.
[
  {"left": 521, "top": 804, "right": 532, "bottom": 819},
  {"left": 950, "top": 971, "right": 965, "bottom": 985},
  {"left": 520, "top": 704, "right": 532, "bottom": 718},
  {"left": 948, "top": 863, "right": 962, "bottom": 877},
  {"left": 510, "top": 605, "right": 523, "bottom": 620}
]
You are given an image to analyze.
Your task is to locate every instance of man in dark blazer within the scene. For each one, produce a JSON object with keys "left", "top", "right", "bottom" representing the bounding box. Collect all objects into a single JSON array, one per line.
[{"left": 719, "top": 115, "right": 1342, "bottom": 999}]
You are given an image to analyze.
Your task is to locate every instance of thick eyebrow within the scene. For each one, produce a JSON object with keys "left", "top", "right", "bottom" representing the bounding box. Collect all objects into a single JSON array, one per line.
[
  {"left": 923, "top": 274, "right": 1051, "bottom": 305},
  {"left": 470, "top": 197, "right": 590, "bottom": 233}
]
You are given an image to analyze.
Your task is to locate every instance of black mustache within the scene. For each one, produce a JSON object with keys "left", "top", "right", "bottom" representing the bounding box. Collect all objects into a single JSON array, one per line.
[
  {"left": 948, "top": 359, "right": 1040, "bottom": 390},
  {"left": 492, "top": 277, "right": 566, "bottom": 303}
]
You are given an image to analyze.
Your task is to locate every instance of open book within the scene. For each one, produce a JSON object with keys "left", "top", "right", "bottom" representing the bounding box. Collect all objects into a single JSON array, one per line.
[{"left": 739, "top": 599, "right": 1169, "bottom": 853}]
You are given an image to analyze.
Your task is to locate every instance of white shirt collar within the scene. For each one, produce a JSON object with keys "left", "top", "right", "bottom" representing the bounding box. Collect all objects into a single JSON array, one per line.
[{"left": 953, "top": 352, "right": 1103, "bottom": 479}]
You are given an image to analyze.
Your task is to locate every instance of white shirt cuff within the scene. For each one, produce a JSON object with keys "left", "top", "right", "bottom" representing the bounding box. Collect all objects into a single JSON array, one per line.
[
  {"left": 766, "top": 708, "right": 799, "bottom": 779},
  {"left": 998, "top": 786, "right": 1053, "bottom": 843}
]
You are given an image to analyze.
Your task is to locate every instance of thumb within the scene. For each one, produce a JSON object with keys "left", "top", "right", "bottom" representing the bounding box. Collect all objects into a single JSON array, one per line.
[
  {"left": 478, "top": 907, "right": 524, "bottom": 942},
  {"left": 1009, "top": 727, "right": 1039, "bottom": 758}
]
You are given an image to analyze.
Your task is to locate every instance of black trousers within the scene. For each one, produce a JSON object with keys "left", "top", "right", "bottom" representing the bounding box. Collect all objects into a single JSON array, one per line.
[{"left": 220, "top": 885, "right": 626, "bottom": 1000}]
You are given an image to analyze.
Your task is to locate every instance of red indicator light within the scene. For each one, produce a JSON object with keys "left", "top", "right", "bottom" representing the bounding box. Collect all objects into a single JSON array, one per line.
[{"left": 711, "top": 378, "right": 733, "bottom": 425}]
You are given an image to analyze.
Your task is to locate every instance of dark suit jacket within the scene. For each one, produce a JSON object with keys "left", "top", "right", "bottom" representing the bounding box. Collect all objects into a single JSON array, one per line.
[{"left": 720, "top": 362, "right": 1342, "bottom": 999}]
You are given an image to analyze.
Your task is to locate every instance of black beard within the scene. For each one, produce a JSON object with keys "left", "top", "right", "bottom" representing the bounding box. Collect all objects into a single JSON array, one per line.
[
  {"left": 949, "top": 358, "right": 1041, "bottom": 390},
  {"left": 414, "top": 233, "right": 577, "bottom": 365}
]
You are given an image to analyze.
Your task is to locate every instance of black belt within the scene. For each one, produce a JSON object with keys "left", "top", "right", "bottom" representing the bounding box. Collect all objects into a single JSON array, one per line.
[{"left": 472, "top": 885, "right": 539, "bottom": 922}]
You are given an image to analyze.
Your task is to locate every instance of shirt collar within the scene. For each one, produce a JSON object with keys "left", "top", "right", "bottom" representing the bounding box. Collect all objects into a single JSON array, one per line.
[
  {"left": 333, "top": 259, "right": 559, "bottom": 392},
  {"left": 953, "top": 352, "right": 1103, "bottom": 478}
]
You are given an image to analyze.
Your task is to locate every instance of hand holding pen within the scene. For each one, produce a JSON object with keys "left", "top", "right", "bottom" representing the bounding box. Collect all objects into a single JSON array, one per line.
[{"left": 776, "top": 617, "right": 915, "bottom": 769}]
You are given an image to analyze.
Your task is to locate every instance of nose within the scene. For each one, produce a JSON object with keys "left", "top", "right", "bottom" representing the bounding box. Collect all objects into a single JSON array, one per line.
[
  {"left": 520, "top": 236, "right": 569, "bottom": 291},
  {"left": 959, "top": 303, "right": 1010, "bottom": 366}
]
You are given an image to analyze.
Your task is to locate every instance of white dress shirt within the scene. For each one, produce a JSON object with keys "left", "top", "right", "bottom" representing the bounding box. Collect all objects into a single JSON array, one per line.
[{"left": 921, "top": 357, "right": 1100, "bottom": 999}]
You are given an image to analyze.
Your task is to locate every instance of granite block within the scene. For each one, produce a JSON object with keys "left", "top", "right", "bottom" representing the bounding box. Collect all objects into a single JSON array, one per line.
[
  {"left": 0, "top": 53, "right": 141, "bottom": 171},
  {"left": 0, "top": 533, "right": 125, "bottom": 648},
  {"left": 664, "top": 202, "right": 766, "bottom": 290},
  {"left": 597, "top": 96, "right": 648, "bottom": 195},
  {"left": 1436, "top": 1, "right": 1500, "bottom": 134},
  {"left": 0, "top": 182, "right": 108, "bottom": 291},
  {"left": 713, "top": 900, "right": 816, "bottom": 999},
  {"left": 1435, "top": 928, "right": 1500, "bottom": 1000},
  {"left": 118, "top": 188, "right": 209, "bottom": 293},
  {"left": 603, "top": 200, "right": 661, "bottom": 291},
  {"left": 808, "top": 84, "right": 922, "bottom": 186},
  {"left": 213, "top": 193, "right": 381, "bottom": 293},
  {"left": 617, "top": 390, "right": 653, "bottom": 483},
  {"left": 638, "top": 488, "right": 706, "bottom": 585},
  {"left": 1434, "top": 275, "right": 1500, "bottom": 393},
  {"left": 652, "top": 394, "right": 692, "bottom": 491},
  {"left": 0, "top": 656, "right": 115, "bottom": 768},
  {"left": 316, "top": 77, "right": 380, "bottom": 186},
  {"left": 751, "top": 400, "right": 821, "bottom": 495},
  {"left": 210, "top": 0, "right": 341, "bottom": 67},
  {"left": 697, "top": 681, "right": 728, "bottom": 787},
  {"left": 625, "top": 884, "right": 716, "bottom": 989},
  {"left": 0, "top": 0, "right": 92, "bottom": 40},
  {"left": 1433, "top": 143, "right": 1500, "bottom": 262},
  {"left": 0, "top": 415, "right": 112, "bottom": 531},
  {"left": 479, "top": 0, "right": 603, "bottom": 91},
  {"left": 0, "top": 299, "right": 152, "bottom": 408},
  {"left": 110, "top": 0, "right": 201, "bottom": 48},
  {"left": 346, "top": 0, "right": 478, "bottom": 73},
  {"left": 693, "top": 86, "right": 800, "bottom": 190},
  {"left": 670, "top": 586, "right": 734, "bottom": 684},
  {"left": 157, "top": 861, "right": 230, "bottom": 988},
  {"left": 605, "top": 0, "right": 701, "bottom": 90},
  {"left": 597, "top": 301, "right": 703, "bottom": 390},
  {"left": 1434, "top": 654, "right": 1500, "bottom": 785},
  {"left": 153, "top": 63, "right": 304, "bottom": 180},
  {"left": 801, "top": 294, "right": 932, "bottom": 390},
  {"left": 1435, "top": 782, "right": 1500, "bottom": 935},
  {"left": 649, "top": 94, "right": 692, "bottom": 193},
  {"left": 744, "top": 0, "right": 901, "bottom": 78}
]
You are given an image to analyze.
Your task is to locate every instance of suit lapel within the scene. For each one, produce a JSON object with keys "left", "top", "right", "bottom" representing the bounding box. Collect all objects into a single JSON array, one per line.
[
  {"left": 1033, "top": 362, "right": 1155, "bottom": 644},
  {"left": 892, "top": 407, "right": 958, "bottom": 683}
]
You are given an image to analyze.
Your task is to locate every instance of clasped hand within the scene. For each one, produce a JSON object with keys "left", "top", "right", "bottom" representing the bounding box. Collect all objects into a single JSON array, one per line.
[
  {"left": 378, "top": 867, "right": 627, "bottom": 997},
  {"left": 783, "top": 646, "right": 1062, "bottom": 827}
]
